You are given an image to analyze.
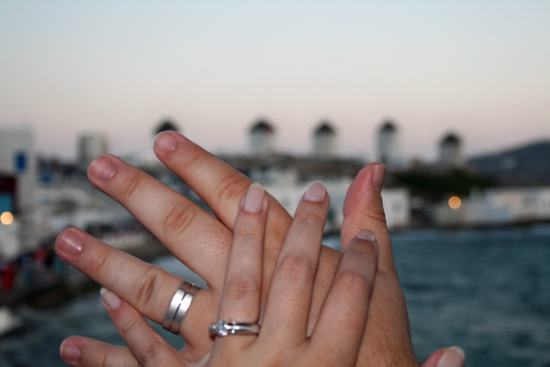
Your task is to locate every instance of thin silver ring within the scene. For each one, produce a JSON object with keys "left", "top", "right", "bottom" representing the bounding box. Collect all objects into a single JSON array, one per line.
[
  {"left": 162, "top": 281, "right": 198, "bottom": 334},
  {"left": 209, "top": 320, "right": 261, "bottom": 337}
]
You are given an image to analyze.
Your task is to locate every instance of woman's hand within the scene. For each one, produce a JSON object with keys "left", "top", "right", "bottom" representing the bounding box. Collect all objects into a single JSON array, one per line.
[
  {"left": 93, "top": 182, "right": 379, "bottom": 366},
  {"left": 56, "top": 131, "right": 464, "bottom": 367}
]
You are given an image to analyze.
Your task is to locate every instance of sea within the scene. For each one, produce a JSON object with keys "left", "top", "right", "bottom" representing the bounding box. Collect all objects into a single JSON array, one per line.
[{"left": 1, "top": 226, "right": 549, "bottom": 367}]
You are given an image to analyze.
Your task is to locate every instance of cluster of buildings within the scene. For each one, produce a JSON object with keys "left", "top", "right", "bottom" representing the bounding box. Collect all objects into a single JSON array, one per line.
[
  {"left": 0, "top": 126, "right": 150, "bottom": 264},
  {"left": 248, "top": 118, "right": 464, "bottom": 169},
  {"left": 238, "top": 119, "right": 550, "bottom": 229},
  {"left": 1, "top": 118, "right": 550, "bottom": 262}
]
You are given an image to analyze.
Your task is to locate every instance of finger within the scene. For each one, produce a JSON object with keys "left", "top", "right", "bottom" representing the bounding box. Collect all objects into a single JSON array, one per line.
[
  {"left": 100, "top": 288, "right": 185, "bottom": 367},
  {"left": 55, "top": 228, "right": 216, "bottom": 353},
  {"left": 153, "top": 131, "right": 292, "bottom": 234},
  {"left": 60, "top": 336, "right": 138, "bottom": 367},
  {"left": 87, "top": 154, "right": 230, "bottom": 289},
  {"left": 218, "top": 183, "right": 267, "bottom": 322},
  {"left": 340, "top": 163, "right": 418, "bottom": 364},
  {"left": 421, "top": 347, "right": 466, "bottom": 367},
  {"left": 261, "top": 181, "right": 329, "bottom": 346},
  {"left": 310, "top": 231, "right": 378, "bottom": 365},
  {"left": 216, "top": 184, "right": 267, "bottom": 348}
]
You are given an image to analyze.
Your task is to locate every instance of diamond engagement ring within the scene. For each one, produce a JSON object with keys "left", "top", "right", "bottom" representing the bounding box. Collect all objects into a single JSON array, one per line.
[
  {"left": 209, "top": 320, "right": 261, "bottom": 337},
  {"left": 162, "top": 280, "right": 200, "bottom": 334}
]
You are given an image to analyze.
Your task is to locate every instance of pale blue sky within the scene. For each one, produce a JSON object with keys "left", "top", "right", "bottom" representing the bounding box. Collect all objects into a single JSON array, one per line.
[{"left": 1, "top": 1, "right": 549, "bottom": 161}]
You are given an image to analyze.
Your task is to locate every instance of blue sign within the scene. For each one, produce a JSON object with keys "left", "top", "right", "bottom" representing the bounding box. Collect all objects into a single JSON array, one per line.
[{"left": 14, "top": 151, "right": 27, "bottom": 173}]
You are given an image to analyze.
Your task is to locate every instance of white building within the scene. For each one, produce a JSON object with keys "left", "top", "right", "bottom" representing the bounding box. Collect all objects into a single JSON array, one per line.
[
  {"left": 0, "top": 125, "right": 36, "bottom": 216},
  {"left": 264, "top": 178, "right": 351, "bottom": 232},
  {"left": 78, "top": 133, "right": 109, "bottom": 168},
  {"left": 313, "top": 122, "right": 337, "bottom": 158},
  {"left": 263, "top": 172, "right": 410, "bottom": 231},
  {"left": 439, "top": 132, "right": 463, "bottom": 167},
  {"left": 377, "top": 120, "right": 401, "bottom": 168},
  {"left": 250, "top": 120, "right": 276, "bottom": 156},
  {"left": 0, "top": 217, "right": 20, "bottom": 260},
  {"left": 381, "top": 188, "right": 411, "bottom": 229}
]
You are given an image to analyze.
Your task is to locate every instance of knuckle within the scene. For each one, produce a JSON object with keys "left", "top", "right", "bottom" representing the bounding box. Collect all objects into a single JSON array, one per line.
[
  {"left": 214, "top": 172, "right": 249, "bottom": 205},
  {"left": 137, "top": 336, "right": 164, "bottom": 365},
  {"left": 310, "top": 356, "right": 338, "bottom": 367},
  {"left": 335, "top": 270, "right": 370, "bottom": 296},
  {"left": 119, "top": 315, "right": 138, "bottom": 336},
  {"left": 363, "top": 206, "right": 387, "bottom": 225},
  {"left": 100, "top": 352, "right": 109, "bottom": 367},
  {"left": 234, "top": 224, "right": 262, "bottom": 242},
  {"left": 133, "top": 266, "right": 167, "bottom": 309},
  {"left": 102, "top": 353, "right": 140, "bottom": 367},
  {"left": 225, "top": 274, "right": 259, "bottom": 300},
  {"left": 180, "top": 148, "right": 206, "bottom": 173},
  {"left": 119, "top": 172, "right": 147, "bottom": 202},
  {"left": 161, "top": 201, "right": 197, "bottom": 240},
  {"left": 90, "top": 249, "right": 111, "bottom": 275},
  {"left": 264, "top": 357, "right": 285, "bottom": 367},
  {"left": 295, "top": 207, "right": 325, "bottom": 227},
  {"left": 277, "top": 252, "right": 315, "bottom": 282}
]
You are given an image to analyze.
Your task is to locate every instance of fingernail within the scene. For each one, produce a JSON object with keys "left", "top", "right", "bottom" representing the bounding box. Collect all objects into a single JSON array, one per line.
[
  {"left": 373, "top": 165, "right": 386, "bottom": 193},
  {"left": 357, "top": 229, "right": 379, "bottom": 252},
  {"left": 101, "top": 287, "right": 122, "bottom": 310},
  {"left": 154, "top": 131, "right": 178, "bottom": 152},
  {"left": 243, "top": 183, "right": 264, "bottom": 213},
  {"left": 357, "top": 229, "right": 376, "bottom": 242},
  {"left": 437, "top": 346, "right": 465, "bottom": 367},
  {"left": 57, "top": 230, "right": 82, "bottom": 256},
  {"left": 60, "top": 340, "right": 82, "bottom": 362},
  {"left": 88, "top": 155, "right": 116, "bottom": 181},
  {"left": 304, "top": 181, "right": 326, "bottom": 202}
]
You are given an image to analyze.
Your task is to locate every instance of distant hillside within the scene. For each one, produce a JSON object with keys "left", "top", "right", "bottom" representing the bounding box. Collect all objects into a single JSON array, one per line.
[{"left": 468, "top": 140, "right": 550, "bottom": 185}]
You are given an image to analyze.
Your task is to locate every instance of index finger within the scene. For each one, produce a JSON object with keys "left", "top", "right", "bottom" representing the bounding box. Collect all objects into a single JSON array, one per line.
[{"left": 153, "top": 131, "right": 292, "bottom": 233}]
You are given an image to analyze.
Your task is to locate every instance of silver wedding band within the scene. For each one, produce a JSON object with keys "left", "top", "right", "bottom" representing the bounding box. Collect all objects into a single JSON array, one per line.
[
  {"left": 163, "top": 280, "right": 200, "bottom": 334},
  {"left": 209, "top": 320, "right": 261, "bottom": 337}
]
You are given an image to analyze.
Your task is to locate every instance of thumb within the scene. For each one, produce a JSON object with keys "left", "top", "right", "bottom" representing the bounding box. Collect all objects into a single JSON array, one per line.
[
  {"left": 340, "top": 163, "right": 387, "bottom": 253},
  {"left": 421, "top": 347, "right": 466, "bottom": 367},
  {"left": 341, "top": 163, "right": 417, "bottom": 364}
]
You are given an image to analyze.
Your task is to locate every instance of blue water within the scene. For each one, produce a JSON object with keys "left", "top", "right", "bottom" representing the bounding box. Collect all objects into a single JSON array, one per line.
[
  {"left": 1, "top": 227, "right": 549, "bottom": 367},
  {"left": 392, "top": 227, "right": 550, "bottom": 367}
]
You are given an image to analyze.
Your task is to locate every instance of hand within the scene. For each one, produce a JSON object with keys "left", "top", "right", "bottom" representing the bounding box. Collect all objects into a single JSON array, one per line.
[
  {"left": 94, "top": 181, "right": 380, "bottom": 366},
  {"left": 56, "top": 132, "right": 463, "bottom": 366}
]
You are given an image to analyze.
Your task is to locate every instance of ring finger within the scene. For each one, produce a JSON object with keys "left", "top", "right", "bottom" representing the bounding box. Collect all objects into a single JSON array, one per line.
[{"left": 213, "top": 184, "right": 268, "bottom": 349}]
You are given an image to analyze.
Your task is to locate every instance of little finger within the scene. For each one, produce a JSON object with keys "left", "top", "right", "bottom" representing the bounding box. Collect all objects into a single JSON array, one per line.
[
  {"left": 101, "top": 288, "right": 186, "bottom": 367},
  {"left": 60, "top": 336, "right": 138, "bottom": 367}
]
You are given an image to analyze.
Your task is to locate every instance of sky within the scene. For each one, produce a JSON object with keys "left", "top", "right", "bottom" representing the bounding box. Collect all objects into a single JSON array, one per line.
[{"left": 1, "top": 1, "right": 549, "bottom": 162}]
